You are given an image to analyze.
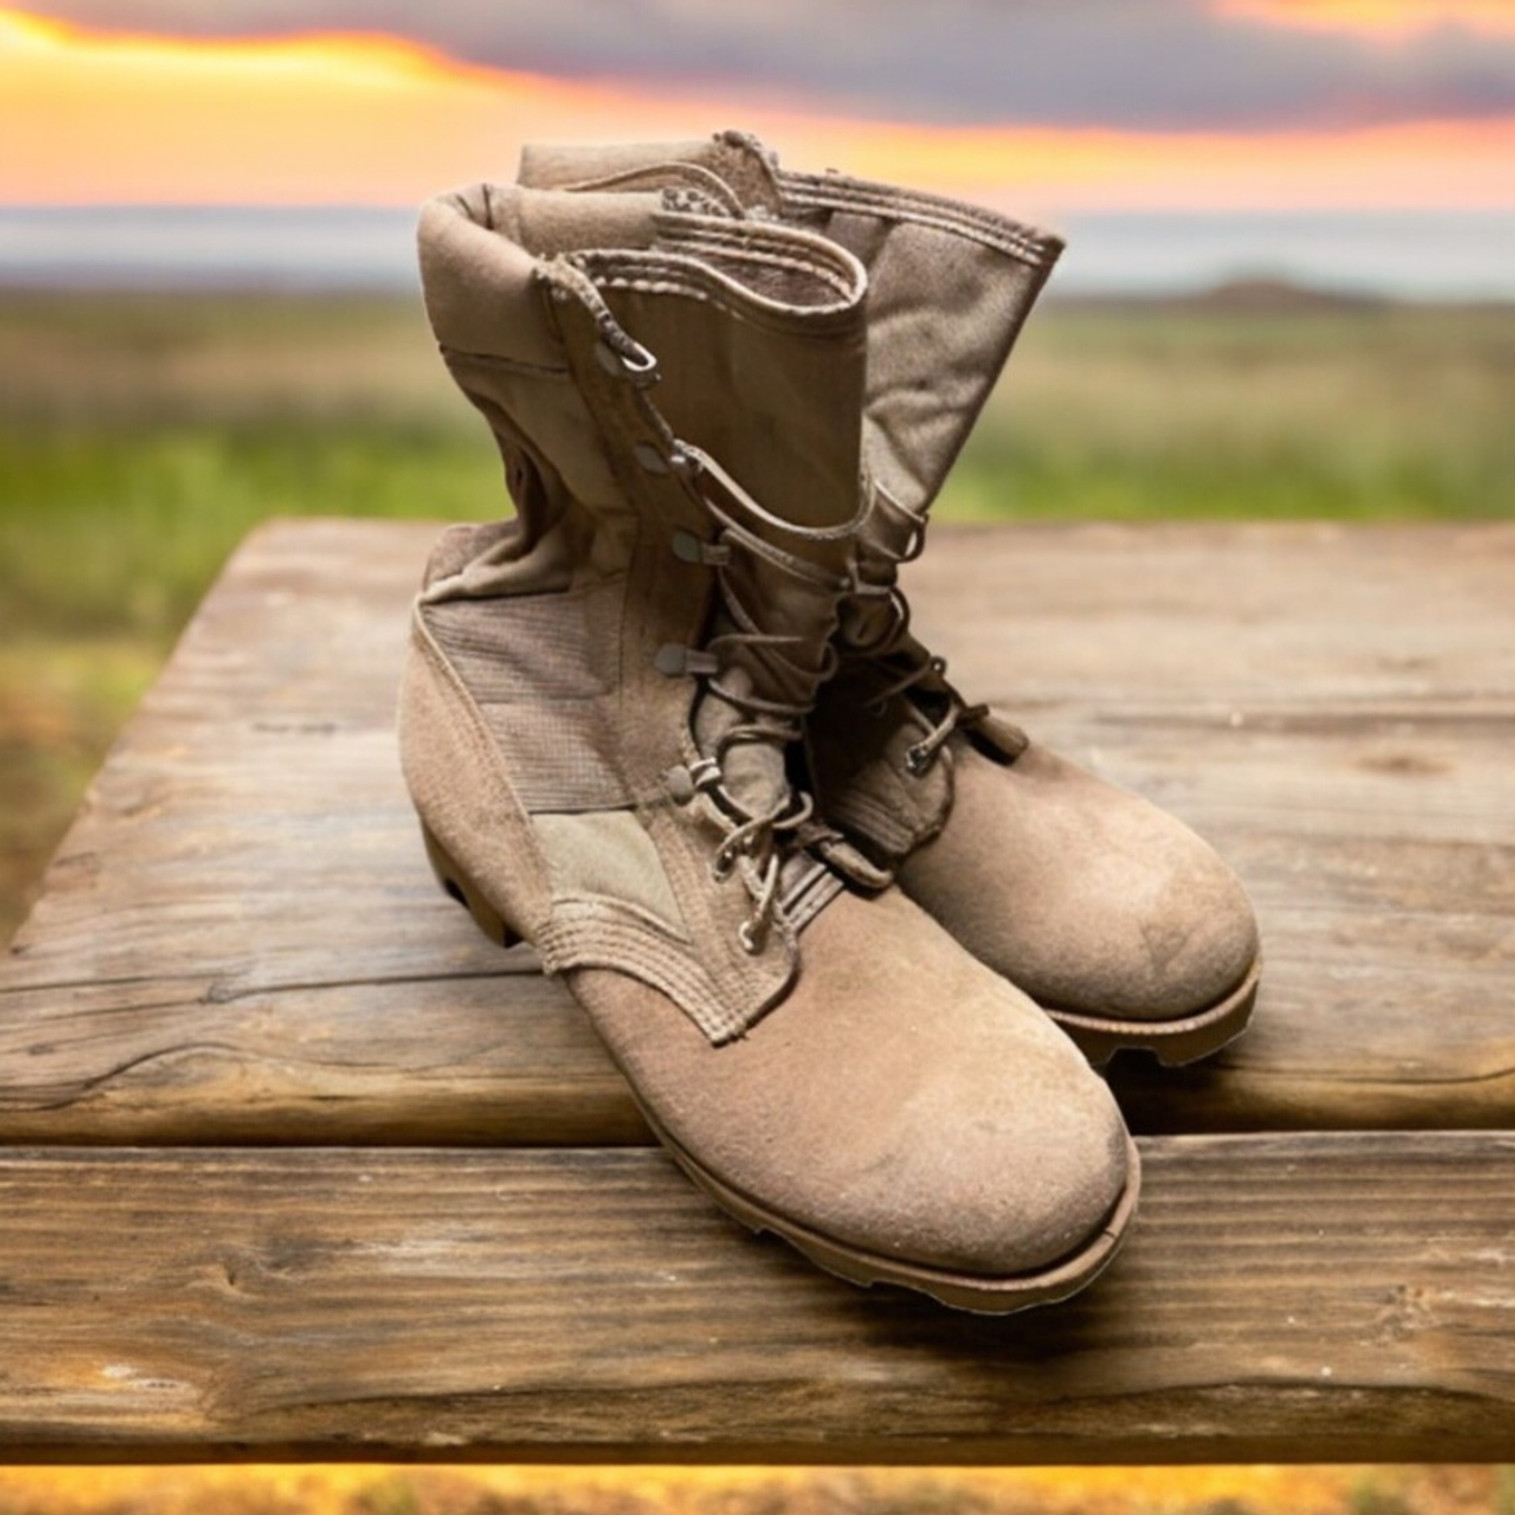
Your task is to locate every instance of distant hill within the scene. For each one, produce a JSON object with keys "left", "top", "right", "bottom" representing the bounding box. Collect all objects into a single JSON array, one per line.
[
  {"left": 1178, "top": 277, "right": 1389, "bottom": 312},
  {"left": 1045, "top": 277, "right": 1515, "bottom": 313}
]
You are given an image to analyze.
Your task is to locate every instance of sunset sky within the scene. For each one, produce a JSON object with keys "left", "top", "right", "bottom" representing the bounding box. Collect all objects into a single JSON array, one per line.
[{"left": 3, "top": 0, "right": 1514, "bottom": 218}]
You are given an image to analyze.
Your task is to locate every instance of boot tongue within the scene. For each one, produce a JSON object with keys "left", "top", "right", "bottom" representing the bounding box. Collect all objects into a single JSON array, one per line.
[
  {"left": 692, "top": 562, "right": 841, "bottom": 824},
  {"left": 514, "top": 184, "right": 868, "bottom": 837},
  {"left": 599, "top": 212, "right": 867, "bottom": 829},
  {"left": 693, "top": 630, "right": 786, "bottom": 822}
]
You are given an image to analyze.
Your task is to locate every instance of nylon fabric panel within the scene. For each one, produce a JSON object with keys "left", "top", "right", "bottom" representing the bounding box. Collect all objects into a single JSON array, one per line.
[
  {"left": 422, "top": 594, "right": 614, "bottom": 700},
  {"left": 420, "top": 589, "right": 632, "bottom": 813},
  {"left": 534, "top": 810, "right": 687, "bottom": 935},
  {"left": 847, "top": 217, "right": 1051, "bottom": 516}
]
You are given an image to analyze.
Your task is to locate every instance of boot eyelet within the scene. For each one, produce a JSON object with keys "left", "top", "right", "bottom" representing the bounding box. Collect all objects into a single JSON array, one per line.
[
  {"left": 904, "top": 743, "right": 933, "bottom": 777},
  {"left": 594, "top": 337, "right": 659, "bottom": 383},
  {"left": 710, "top": 854, "right": 735, "bottom": 883}
]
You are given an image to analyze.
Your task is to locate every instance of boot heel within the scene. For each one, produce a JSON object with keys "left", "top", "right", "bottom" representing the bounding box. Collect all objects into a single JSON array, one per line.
[{"left": 421, "top": 825, "right": 524, "bottom": 950}]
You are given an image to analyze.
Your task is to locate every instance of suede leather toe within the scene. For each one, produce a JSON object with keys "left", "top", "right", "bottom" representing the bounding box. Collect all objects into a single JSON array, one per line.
[
  {"left": 574, "top": 885, "right": 1133, "bottom": 1283},
  {"left": 899, "top": 739, "right": 1261, "bottom": 1027}
]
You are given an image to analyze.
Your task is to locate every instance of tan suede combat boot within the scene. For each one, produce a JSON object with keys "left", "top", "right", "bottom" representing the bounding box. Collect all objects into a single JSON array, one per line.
[
  {"left": 399, "top": 180, "right": 1139, "bottom": 1310},
  {"left": 519, "top": 134, "right": 1261, "bottom": 1066}
]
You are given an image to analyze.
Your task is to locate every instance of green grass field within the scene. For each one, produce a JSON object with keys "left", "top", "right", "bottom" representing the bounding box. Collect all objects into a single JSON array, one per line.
[{"left": 3, "top": 286, "right": 1513, "bottom": 937}]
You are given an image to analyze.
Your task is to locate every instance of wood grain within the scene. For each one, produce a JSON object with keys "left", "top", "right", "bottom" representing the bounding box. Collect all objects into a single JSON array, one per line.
[
  {"left": 0, "top": 1135, "right": 1512, "bottom": 1464},
  {"left": 3, "top": 519, "right": 1514, "bottom": 1466},
  {"left": 2, "top": 519, "right": 1511, "bottom": 1142}
]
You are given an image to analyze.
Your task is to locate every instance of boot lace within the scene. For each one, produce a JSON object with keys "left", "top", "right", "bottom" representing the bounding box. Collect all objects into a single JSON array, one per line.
[
  {"left": 843, "top": 486, "right": 988, "bottom": 776},
  {"left": 661, "top": 444, "right": 858, "bottom": 954}
]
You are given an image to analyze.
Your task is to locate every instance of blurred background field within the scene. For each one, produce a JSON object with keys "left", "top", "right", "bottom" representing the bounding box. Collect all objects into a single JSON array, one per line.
[
  {"left": 3, "top": 283, "right": 1513, "bottom": 940},
  {"left": 0, "top": 1462, "right": 1512, "bottom": 1515}
]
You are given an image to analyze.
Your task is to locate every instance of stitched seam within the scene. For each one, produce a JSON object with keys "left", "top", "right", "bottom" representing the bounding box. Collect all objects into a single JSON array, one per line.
[
  {"left": 779, "top": 173, "right": 1060, "bottom": 267},
  {"left": 795, "top": 193, "right": 1053, "bottom": 266},
  {"left": 669, "top": 240, "right": 857, "bottom": 298},
  {"left": 537, "top": 912, "right": 756, "bottom": 1043},
  {"left": 781, "top": 171, "right": 1054, "bottom": 249},
  {"left": 659, "top": 223, "right": 862, "bottom": 297},
  {"left": 437, "top": 345, "right": 571, "bottom": 379},
  {"left": 655, "top": 207, "right": 866, "bottom": 278},
  {"left": 785, "top": 866, "right": 844, "bottom": 935},
  {"left": 582, "top": 272, "right": 863, "bottom": 339},
  {"left": 572, "top": 251, "right": 861, "bottom": 332},
  {"left": 549, "top": 890, "right": 692, "bottom": 941}
]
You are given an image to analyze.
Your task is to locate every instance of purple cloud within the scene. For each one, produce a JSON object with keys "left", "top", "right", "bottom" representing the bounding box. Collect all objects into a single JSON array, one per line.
[{"left": 17, "top": 0, "right": 1515, "bottom": 130}]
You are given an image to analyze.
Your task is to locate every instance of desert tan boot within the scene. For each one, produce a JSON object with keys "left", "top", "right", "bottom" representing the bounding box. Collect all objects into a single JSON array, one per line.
[
  {"left": 519, "top": 133, "right": 1261, "bottom": 1066},
  {"left": 399, "top": 180, "right": 1138, "bottom": 1310}
]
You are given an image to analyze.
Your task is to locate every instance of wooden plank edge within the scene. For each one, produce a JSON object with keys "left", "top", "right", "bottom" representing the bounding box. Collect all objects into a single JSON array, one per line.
[{"left": 0, "top": 1136, "right": 1512, "bottom": 1463}]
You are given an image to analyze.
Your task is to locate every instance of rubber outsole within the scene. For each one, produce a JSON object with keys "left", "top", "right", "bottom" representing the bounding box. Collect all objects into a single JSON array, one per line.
[
  {"left": 646, "top": 1107, "right": 1141, "bottom": 1314},
  {"left": 1048, "top": 957, "right": 1262, "bottom": 1069}
]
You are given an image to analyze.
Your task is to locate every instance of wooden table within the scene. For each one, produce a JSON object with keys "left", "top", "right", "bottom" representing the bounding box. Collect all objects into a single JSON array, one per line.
[{"left": 2, "top": 518, "right": 1512, "bottom": 1465}]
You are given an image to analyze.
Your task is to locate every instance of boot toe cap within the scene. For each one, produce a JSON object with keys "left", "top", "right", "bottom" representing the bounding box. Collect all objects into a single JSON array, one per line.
[
  {"left": 576, "top": 888, "right": 1135, "bottom": 1288},
  {"left": 902, "top": 739, "right": 1260, "bottom": 1025},
  {"left": 832, "top": 1032, "right": 1133, "bottom": 1279}
]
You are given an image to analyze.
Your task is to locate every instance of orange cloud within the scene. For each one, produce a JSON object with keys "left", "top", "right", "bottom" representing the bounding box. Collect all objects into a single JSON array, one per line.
[
  {"left": 1, "top": 6, "right": 1512, "bottom": 215},
  {"left": 0, "top": 8, "right": 638, "bottom": 203},
  {"left": 1215, "top": 0, "right": 1515, "bottom": 38}
]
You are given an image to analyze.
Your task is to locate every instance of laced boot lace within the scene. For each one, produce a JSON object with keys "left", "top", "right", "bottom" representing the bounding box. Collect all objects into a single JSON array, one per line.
[
  {"left": 841, "top": 486, "right": 1000, "bottom": 777},
  {"left": 659, "top": 444, "right": 866, "bottom": 953}
]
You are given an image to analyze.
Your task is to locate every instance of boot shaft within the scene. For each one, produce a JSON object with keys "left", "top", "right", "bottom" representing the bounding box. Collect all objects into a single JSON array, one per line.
[
  {"left": 518, "top": 131, "right": 1061, "bottom": 522},
  {"left": 405, "top": 180, "right": 874, "bottom": 1041},
  {"left": 420, "top": 181, "right": 868, "bottom": 530}
]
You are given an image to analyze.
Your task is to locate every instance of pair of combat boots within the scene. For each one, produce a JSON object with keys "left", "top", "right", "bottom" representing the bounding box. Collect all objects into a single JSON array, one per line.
[{"left": 399, "top": 131, "right": 1261, "bottom": 1313}]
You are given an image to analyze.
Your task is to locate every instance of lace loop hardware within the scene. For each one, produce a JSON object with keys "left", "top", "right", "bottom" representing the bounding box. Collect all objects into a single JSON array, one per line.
[
  {"left": 654, "top": 644, "right": 721, "bottom": 678},
  {"left": 665, "top": 756, "right": 722, "bottom": 805},
  {"left": 595, "top": 336, "right": 659, "bottom": 385},
  {"left": 672, "top": 529, "right": 732, "bottom": 567},
  {"left": 904, "top": 742, "right": 934, "bottom": 777},
  {"left": 633, "top": 442, "right": 671, "bottom": 474}
]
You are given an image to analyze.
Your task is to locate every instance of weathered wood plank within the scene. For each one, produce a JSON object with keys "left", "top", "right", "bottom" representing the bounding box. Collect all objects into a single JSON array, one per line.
[
  {"left": 913, "top": 519, "right": 1515, "bottom": 712},
  {"left": 1, "top": 1135, "right": 1513, "bottom": 1464},
  {"left": 3, "top": 519, "right": 1511, "bottom": 1142}
]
